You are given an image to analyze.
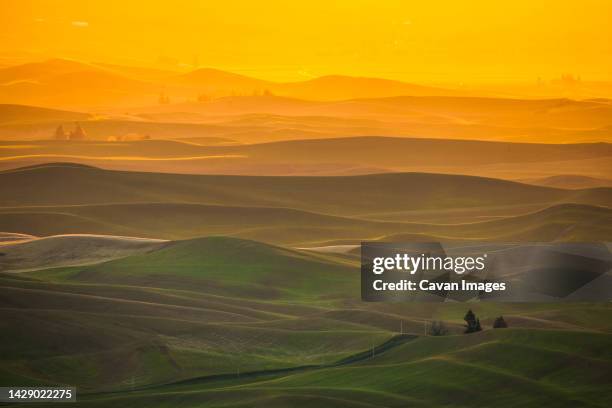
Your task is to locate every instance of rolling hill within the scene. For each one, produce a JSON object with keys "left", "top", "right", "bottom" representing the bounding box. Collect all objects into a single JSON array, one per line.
[
  {"left": 0, "top": 136, "right": 609, "bottom": 180},
  {"left": 0, "top": 59, "right": 469, "bottom": 108},
  {"left": 2, "top": 94, "right": 611, "bottom": 149},
  {"left": 0, "top": 59, "right": 159, "bottom": 107},
  {"left": 0, "top": 234, "right": 166, "bottom": 272},
  {"left": 167, "top": 69, "right": 468, "bottom": 100},
  {"left": 0, "top": 104, "right": 90, "bottom": 125},
  {"left": 1, "top": 233, "right": 610, "bottom": 401},
  {"left": 0, "top": 201, "right": 399, "bottom": 244},
  {"left": 169, "top": 68, "right": 268, "bottom": 90},
  {"left": 0, "top": 162, "right": 610, "bottom": 244},
  {"left": 0, "top": 58, "right": 92, "bottom": 84},
  {"left": 38, "top": 236, "right": 358, "bottom": 300},
  {"left": 0, "top": 236, "right": 385, "bottom": 391},
  {"left": 2, "top": 163, "right": 609, "bottom": 214},
  {"left": 0, "top": 201, "right": 610, "bottom": 245},
  {"left": 273, "top": 74, "right": 469, "bottom": 100},
  {"left": 521, "top": 174, "right": 612, "bottom": 189}
]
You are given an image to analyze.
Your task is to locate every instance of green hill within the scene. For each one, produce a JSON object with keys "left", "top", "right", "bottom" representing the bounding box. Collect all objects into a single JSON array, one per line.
[
  {"left": 56, "top": 236, "right": 358, "bottom": 300},
  {"left": 55, "top": 329, "right": 612, "bottom": 407},
  {"left": 0, "top": 236, "right": 381, "bottom": 391},
  {"left": 2, "top": 234, "right": 611, "bottom": 401}
]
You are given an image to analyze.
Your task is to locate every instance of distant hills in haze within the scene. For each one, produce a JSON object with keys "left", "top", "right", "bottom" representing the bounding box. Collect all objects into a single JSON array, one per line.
[
  {"left": 2, "top": 94, "right": 612, "bottom": 145},
  {"left": 0, "top": 104, "right": 90, "bottom": 125},
  {"left": 0, "top": 58, "right": 504, "bottom": 109},
  {"left": 0, "top": 58, "right": 610, "bottom": 185},
  {"left": 2, "top": 58, "right": 612, "bottom": 110},
  {"left": 0, "top": 136, "right": 609, "bottom": 181},
  {"left": 0, "top": 59, "right": 159, "bottom": 107},
  {"left": 0, "top": 58, "right": 474, "bottom": 108},
  {"left": 169, "top": 68, "right": 469, "bottom": 99},
  {"left": 1, "top": 59, "right": 611, "bottom": 148}
]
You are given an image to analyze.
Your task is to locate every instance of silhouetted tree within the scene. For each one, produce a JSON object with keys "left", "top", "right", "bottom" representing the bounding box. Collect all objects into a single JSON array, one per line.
[
  {"left": 54, "top": 125, "right": 67, "bottom": 140},
  {"left": 159, "top": 92, "right": 170, "bottom": 104},
  {"left": 69, "top": 123, "right": 87, "bottom": 140},
  {"left": 493, "top": 316, "right": 508, "bottom": 329},
  {"left": 428, "top": 321, "right": 448, "bottom": 336},
  {"left": 464, "top": 309, "right": 482, "bottom": 333}
]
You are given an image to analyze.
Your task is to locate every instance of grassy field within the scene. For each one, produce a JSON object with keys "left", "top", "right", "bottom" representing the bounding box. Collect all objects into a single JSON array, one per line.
[
  {"left": 1, "top": 235, "right": 611, "bottom": 406},
  {"left": 1, "top": 164, "right": 611, "bottom": 407}
]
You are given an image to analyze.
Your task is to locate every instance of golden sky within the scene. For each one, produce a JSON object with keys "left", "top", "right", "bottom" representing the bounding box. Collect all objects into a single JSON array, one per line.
[{"left": 1, "top": 0, "right": 611, "bottom": 83}]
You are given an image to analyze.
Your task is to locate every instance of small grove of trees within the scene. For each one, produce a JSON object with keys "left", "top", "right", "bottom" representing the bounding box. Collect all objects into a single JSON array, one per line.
[
  {"left": 464, "top": 310, "right": 509, "bottom": 333},
  {"left": 493, "top": 316, "right": 508, "bottom": 328},
  {"left": 423, "top": 312, "right": 509, "bottom": 337},
  {"left": 54, "top": 123, "right": 87, "bottom": 140}
]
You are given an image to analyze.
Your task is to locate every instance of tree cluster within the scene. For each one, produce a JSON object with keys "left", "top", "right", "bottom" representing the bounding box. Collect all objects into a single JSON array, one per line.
[{"left": 54, "top": 123, "right": 87, "bottom": 141}]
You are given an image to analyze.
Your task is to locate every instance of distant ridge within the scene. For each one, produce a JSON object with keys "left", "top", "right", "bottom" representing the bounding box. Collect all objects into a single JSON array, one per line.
[
  {"left": 0, "top": 58, "right": 103, "bottom": 84},
  {"left": 274, "top": 74, "right": 468, "bottom": 100},
  {"left": 0, "top": 59, "right": 158, "bottom": 107},
  {"left": 521, "top": 174, "right": 612, "bottom": 189},
  {"left": 6, "top": 162, "right": 99, "bottom": 171},
  {"left": 0, "top": 59, "right": 470, "bottom": 107},
  {"left": 169, "top": 67, "right": 268, "bottom": 88},
  {"left": 0, "top": 104, "right": 89, "bottom": 124},
  {"left": 168, "top": 69, "right": 469, "bottom": 100}
]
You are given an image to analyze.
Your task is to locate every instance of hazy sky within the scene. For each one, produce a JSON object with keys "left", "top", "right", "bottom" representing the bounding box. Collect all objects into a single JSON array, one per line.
[{"left": 1, "top": 0, "right": 611, "bottom": 83}]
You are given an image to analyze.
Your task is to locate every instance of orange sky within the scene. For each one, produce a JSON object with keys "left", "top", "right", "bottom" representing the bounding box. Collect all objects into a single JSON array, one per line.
[{"left": 1, "top": 0, "right": 611, "bottom": 83}]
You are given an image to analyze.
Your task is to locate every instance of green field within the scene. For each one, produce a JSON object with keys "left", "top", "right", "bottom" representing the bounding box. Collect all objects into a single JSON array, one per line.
[
  {"left": 2, "top": 236, "right": 611, "bottom": 407},
  {"left": 1, "top": 164, "right": 611, "bottom": 407}
]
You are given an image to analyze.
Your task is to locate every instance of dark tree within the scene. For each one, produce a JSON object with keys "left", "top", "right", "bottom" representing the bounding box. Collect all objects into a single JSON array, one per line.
[
  {"left": 428, "top": 321, "right": 448, "bottom": 336},
  {"left": 493, "top": 316, "right": 508, "bottom": 328},
  {"left": 69, "top": 123, "right": 87, "bottom": 140},
  {"left": 464, "top": 309, "right": 482, "bottom": 333},
  {"left": 54, "top": 125, "right": 67, "bottom": 140}
]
